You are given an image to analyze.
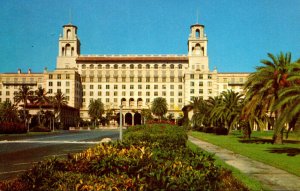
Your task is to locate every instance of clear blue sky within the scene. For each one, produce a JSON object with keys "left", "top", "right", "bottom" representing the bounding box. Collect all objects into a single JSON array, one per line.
[{"left": 0, "top": 0, "right": 299, "bottom": 73}]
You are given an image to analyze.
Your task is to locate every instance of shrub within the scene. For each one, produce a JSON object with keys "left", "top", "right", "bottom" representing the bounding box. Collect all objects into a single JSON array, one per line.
[
  {"left": 203, "top": 126, "right": 214, "bottom": 133},
  {"left": 0, "top": 122, "right": 27, "bottom": 134},
  {"left": 214, "top": 127, "right": 229, "bottom": 135}
]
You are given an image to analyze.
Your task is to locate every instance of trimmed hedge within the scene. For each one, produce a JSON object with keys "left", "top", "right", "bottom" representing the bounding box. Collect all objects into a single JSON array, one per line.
[
  {"left": 0, "top": 122, "right": 27, "bottom": 134},
  {"left": 214, "top": 127, "right": 229, "bottom": 135}
]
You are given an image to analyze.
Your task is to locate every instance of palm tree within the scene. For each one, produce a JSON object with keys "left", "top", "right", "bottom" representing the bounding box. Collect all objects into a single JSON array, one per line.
[
  {"left": 151, "top": 97, "right": 168, "bottom": 121},
  {"left": 14, "top": 85, "right": 34, "bottom": 131},
  {"left": 88, "top": 99, "right": 104, "bottom": 127},
  {"left": 141, "top": 108, "right": 152, "bottom": 124},
  {"left": 0, "top": 100, "right": 19, "bottom": 122},
  {"left": 273, "top": 60, "right": 300, "bottom": 138},
  {"left": 243, "top": 52, "right": 293, "bottom": 144},
  {"left": 189, "top": 97, "right": 210, "bottom": 128},
  {"left": 210, "top": 90, "right": 244, "bottom": 132},
  {"left": 206, "top": 96, "right": 223, "bottom": 127},
  {"left": 52, "top": 91, "right": 68, "bottom": 126},
  {"left": 34, "top": 87, "right": 49, "bottom": 126}
]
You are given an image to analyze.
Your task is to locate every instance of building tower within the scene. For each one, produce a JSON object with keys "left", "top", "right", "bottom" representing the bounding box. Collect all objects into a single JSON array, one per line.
[
  {"left": 187, "top": 24, "right": 208, "bottom": 71},
  {"left": 56, "top": 24, "right": 81, "bottom": 69}
]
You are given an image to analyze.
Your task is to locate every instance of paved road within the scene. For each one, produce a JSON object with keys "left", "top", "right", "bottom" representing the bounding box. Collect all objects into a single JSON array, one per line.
[
  {"left": 189, "top": 136, "right": 300, "bottom": 191},
  {"left": 0, "top": 130, "right": 119, "bottom": 180}
]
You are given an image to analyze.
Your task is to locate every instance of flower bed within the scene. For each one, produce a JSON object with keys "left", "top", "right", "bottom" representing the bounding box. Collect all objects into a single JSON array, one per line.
[{"left": 0, "top": 124, "right": 248, "bottom": 191}]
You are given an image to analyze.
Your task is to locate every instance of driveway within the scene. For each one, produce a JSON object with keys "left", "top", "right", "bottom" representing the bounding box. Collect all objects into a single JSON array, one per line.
[{"left": 0, "top": 130, "right": 119, "bottom": 180}]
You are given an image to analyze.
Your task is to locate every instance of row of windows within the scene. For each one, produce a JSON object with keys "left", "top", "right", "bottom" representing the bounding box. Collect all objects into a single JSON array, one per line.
[
  {"left": 190, "top": 81, "right": 213, "bottom": 87},
  {"left": 48, "top": 81, "right": 70, "bottom": 87},
  {"left": 81, "top": 77, "right": 183, "bottom": 83},
  {"left": 190, "top": 74, "right": 212, "bottom": 79},
  {"left": 82, "top": 91, "right": 183, "bottom": 97},
  {"left": 81, "top": 64, "right": 184, "bottom": 70},
  {"left": 49, "top": 74, "right": 71, "bottom": 80},
  {"left": 190, "top": 89, "right": 212, "bottom": 94},
  {"left": 83, "top": 97, "right": 183, "bottom": 104},
  {"left": 83, "top": 84, "right": 183, "bottom": 90}
]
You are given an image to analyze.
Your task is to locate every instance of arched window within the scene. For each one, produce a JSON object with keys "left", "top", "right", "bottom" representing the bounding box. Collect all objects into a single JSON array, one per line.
[
  {"left": 130, "top": 64, "right": 134, "bottom": 69},
  {"left": 195, "top": 29, "right": 200, "bottom": 38},
  {"left": 122, "top": 64, "right": 126, "bottom": 69},
  {"left": 65, "top": 44, "right": 71, "bottom": 56},
  {"left": 146, "top": 64, "right": 150, "bottom": 69},
  {"left": 138, "top": 64, "right": 142, "bottom": 69},
  {"left": 114, "top": 64, "right": 118, "bottom": 69},
  {"left": 162, "top": 64, "right": 166, "bottom": 69},
  {"left": 178, "top": 64, "right": 182, "bottom": 69},
  {"left": 98, "top": 64, "right": 102, "bottom": 69},
  {"left": 90, "top": 64, "right": 94, "bottom": 69},
  {"left": 170, "top": 64, "right": 174, "bottom": 69},
  {"left": 154, "top": 64, "right": 158, "bottom": 69},
  {"left": 66, "top": 29, "right": 71, "bottom": 39},
  {"left": 82, "top": 64, "right": 86, "bottom": 69},
  {"left": 106, "top": 64, "right": 110, "bottom": 69}
]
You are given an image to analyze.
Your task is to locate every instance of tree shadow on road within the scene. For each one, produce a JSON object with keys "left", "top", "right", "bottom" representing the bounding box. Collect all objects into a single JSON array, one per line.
[{"left": 266, "top": 147, "right": 300, "bottom": 156}]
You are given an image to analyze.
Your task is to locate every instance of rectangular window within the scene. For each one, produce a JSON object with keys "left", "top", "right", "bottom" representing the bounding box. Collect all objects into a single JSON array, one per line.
[
  {"left": 208, "top": 82, "right": 212, "bottom": 86},
  {"left": 57, "top": 82, "right": 61, "bottom": 86},
  {"left": 178, "top": 85, "right": 182, "bottom": 89},
  {"left": 82, "top": 77, "right": 86, "bottom": 82},
  {"left": 106, "top": 92, "right": 110, "bottom": 96},
  {"left": 170, "top": 85, "right": 174, "bottom": 89},
  {"left": 66, "top": 89, "right": 70, "bottom": 94},
  {"left": 122, "top": 77, "right": 126, "bottom": 82},
  {"left": 170, "top": 98, "right": 174, "bottom": 103},
  {"left": 178, "top": 98, "right": 182, "bottom": 103},
  {"left": 190, "top": 82, "right": 194, "bottom": 86},
  {"left": 66, "top": 74, "right": 70, "bottom": 79},
  {"left": 138, "top": 91, "right": 142, "bottom": 96},
  {"left": 199, "top": 89, "right": 203, "bottom": 94},
  {"left": 114, "top": 91, "right": 118, "bottom": 96},
  {"left": 98, "top": 77, "right": 102, "bottom": 82},
  {"left": 178, "top": 92, "right": 182, "bottom": 96},
  {"left": 106, "top": 85, "right": 110, "bottom": 89},
  {"left": 49, "top": 74, "right": 53, "bottom": 79},
  {"left": 48, "top": 89, "right": 53, "bottom": 94},
  {"left": 98, "top": 85, "right": 102, "bottom": 89},
  {"left": 146, "top": 98, "right": 150, "bottom": 103},
  {"left": 98, "top": 91, "right": 102, "bottom": 96},
  {"left": 162, "top": 91, "right": 166, "bottom": 96},
  {"left": 162, "top": 85, "right": 166, "bottom": 89},
  {"left": 208, "top": 74, "right": 212, "bottom": 79},
  {"left": 146, "top": 85, "right": 150, "bottom": 89},
  {"left": 130, "top": 91, "right": 134, "bottom": 96},
  {"left": 122, "top": 91, "right": 126, "bottom": 96},
  {"left": 170, "top": 91, "right": 174, "bottom": 96},
  {"left": 162, "top": 77, "right": 166, "bottom": 82},
  {"left": 90, "top": 85, "right": 94, "bottom": 89},
  {"left": 90, "top": 91, "right": 94, "bottom": 96},
  {"left": 57, "top": 74, "right": 61, "bottom": 79},
  {"left": 90, "top": 77, "right": 94, "bottom": 82},
  {"left": 106, "top": 98, "right": 110, "bottom": 103},
  {"left": 199, "top": 82, "right": 203, "bottom": 86},
  {"left": 146, "top": 77, "right": 150, "bottom": 82},
  {"left": 170, "top": 77, "right": 174, "bottom": 82},
  {"left": 138, "top": 77, "right": 142, "bottom": 82},
  {"left": 178, "top": 77, "right": 182, "bottom": 82},
  {"left": 199, "top": 74, "right": 203, "bottom": 79},
  {"left": 49, "top": 82, "right": 53, "bottom": 86},
  {"left": 154, "top": 92, "right": 158, "bottom": 96},
  {"left": 154, "top": 85, "right": 158, "bottom": 89},
  {"left": 190, "top": 74, "right": 194, "bottom": 79},
  {"left": 138, "top": 85, "right": 142, "bottom": 89},
  {"left": 146, "top": 92, "right": 150, "bottom": 96},
  {"left": 114, "top": 85, "right": 118, "bottom": 89},
  {"left": 130, "top": 85, "right": 134, "bottom": 89},
  {"left": 6, "top": 91, "right": 9, "bottom": 96},
  {"left": 190, "top": 89, "right": 194, "bottom": 94},
  {"left": 66, "top": 81, "right": 70, "bottom": 86},
  {"left": 122, "top": 85, "right": 126, "bottom": 89},
  {"left": 130, "top": 77, "right": 134, "bottom": 82},
  {"left": 106, "top": 77, "right": 110, "bottom": 82}
]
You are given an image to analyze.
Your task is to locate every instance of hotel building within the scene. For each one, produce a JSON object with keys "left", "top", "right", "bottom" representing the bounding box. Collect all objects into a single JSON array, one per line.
[{"left": 0, "top": 22, "right": 249, "bottom": 125}]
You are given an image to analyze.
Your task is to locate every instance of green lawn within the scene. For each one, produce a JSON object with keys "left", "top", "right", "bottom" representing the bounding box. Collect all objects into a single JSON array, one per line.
[
  {"left": 189, "top": 131, "right": 300, "bottom": 177},
  {"left": 187, "top": 141, "right": 268, "bottom": 191}
]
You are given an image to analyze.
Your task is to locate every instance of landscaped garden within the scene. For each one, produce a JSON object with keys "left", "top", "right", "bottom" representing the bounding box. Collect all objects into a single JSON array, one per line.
[
  {"left": 0, "top": 124, "right": 249, "bottom": 191},
  {"left": 190, "top": 130, "right": 300, "bottom": 177}
]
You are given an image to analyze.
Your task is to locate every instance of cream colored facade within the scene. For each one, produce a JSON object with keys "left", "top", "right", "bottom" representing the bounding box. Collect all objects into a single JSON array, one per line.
[{"left": 0, "top": 22, "right": 249, "bottom": 124}]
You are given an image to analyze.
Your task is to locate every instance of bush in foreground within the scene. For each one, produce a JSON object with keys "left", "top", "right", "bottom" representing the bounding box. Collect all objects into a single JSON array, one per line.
[
  {"left": 0, "top": 122, "right": 27, "bottom": 134},
  {"left": 0, "top": 124, "right": 248, "bottom": 191}
]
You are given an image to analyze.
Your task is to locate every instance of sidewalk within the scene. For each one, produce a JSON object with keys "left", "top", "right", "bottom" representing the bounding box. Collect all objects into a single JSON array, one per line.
[{"left": 189, "top": 136, "right": 300, "bottom": 191}]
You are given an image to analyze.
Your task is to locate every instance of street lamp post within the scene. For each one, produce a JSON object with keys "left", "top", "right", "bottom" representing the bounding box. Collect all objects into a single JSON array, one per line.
[{"left": 119, "top": 105, "right": 123, "bottom": 141}]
